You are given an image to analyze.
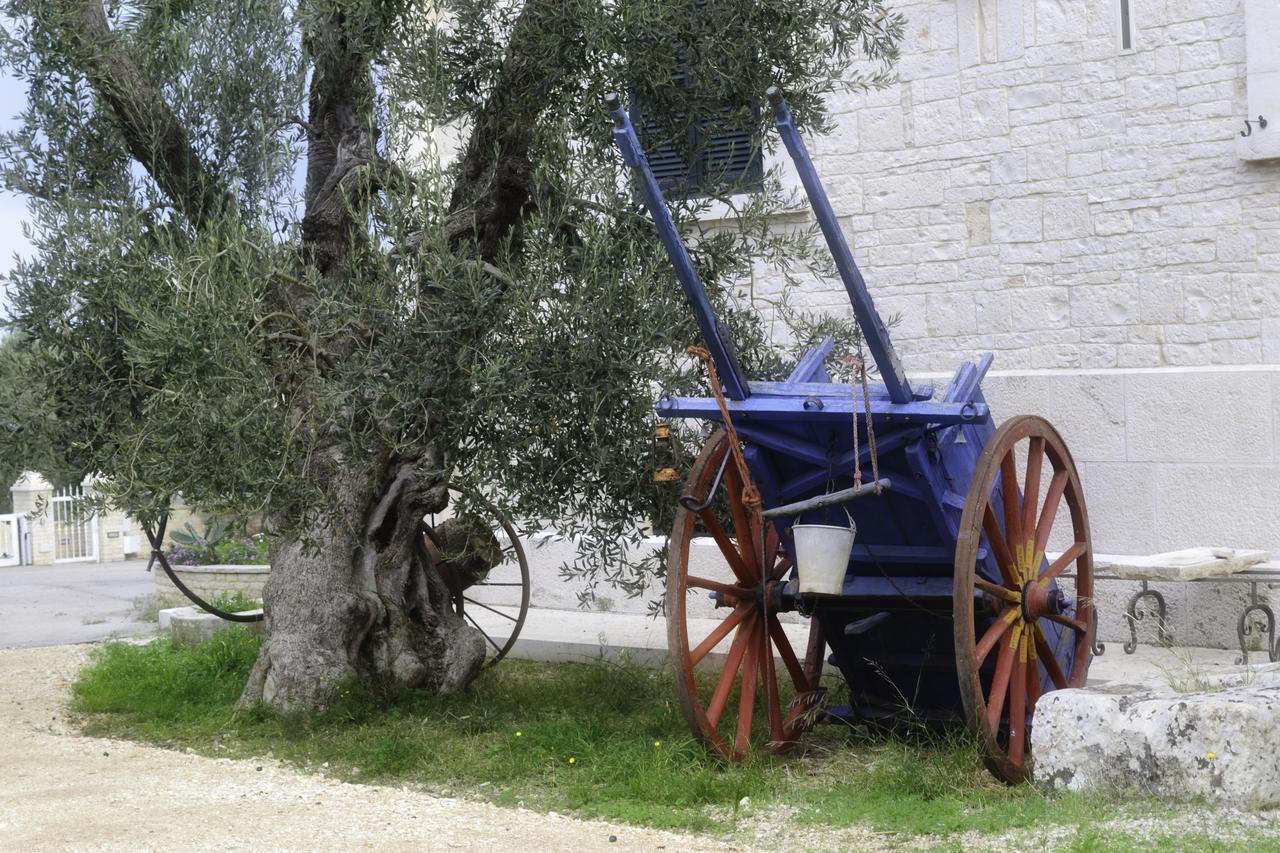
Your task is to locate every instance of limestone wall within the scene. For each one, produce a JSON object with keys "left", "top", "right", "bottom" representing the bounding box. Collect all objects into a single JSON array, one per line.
[{"left": 733, "top": 0, "right": 1278, "bottom": 555}]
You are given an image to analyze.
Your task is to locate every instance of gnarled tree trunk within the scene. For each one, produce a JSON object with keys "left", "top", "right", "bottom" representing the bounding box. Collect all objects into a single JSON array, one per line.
[{"left": 238, "top": 458, "right": 486, "bottom": 711}]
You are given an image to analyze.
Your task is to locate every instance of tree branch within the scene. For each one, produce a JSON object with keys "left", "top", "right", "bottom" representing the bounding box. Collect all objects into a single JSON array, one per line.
[
  {"left": 446, "top": 0, "right": 584, "bottom": 262},
  {"left": 48, "top": 0, "right": 232, "bottom": 229}
]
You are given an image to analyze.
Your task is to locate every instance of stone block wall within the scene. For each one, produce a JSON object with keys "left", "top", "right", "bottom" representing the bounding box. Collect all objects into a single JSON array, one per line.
[
  {"left": 153, "top": 565, "right": 270, "bottom": 607},
  {"left": 749, "top": 0, "right": 1278, "bottom": 375},
  {"left": 734, "top": 0, "right": 1278, "bottom": 556},
  {"left": 9, "top": 472, "right": 205, "bottom": 565}
]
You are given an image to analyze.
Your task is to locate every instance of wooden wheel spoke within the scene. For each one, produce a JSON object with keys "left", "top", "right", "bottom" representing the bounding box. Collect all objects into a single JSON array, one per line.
[
  {"left": 975, "top": 576, "right": 1021, "bottom": 604},
  {"left": 1045, "top": 612, "right": 1088, "bottom": 634},
  {"left": 690, "top": 607, "right": 749, "bottom": 666},
  {"left": 982, "top": 507, "right": 1020, "bottom": 589},
  {"left": 1034, "top": 470, "right": 1069, "bottom": 554},
  {"left": 985, "top": 625, "right": 1019, "bottom": 733},
  {"left": 771, "top": 555, "right": 793, "bottom": 581},
  {"left": 734, "top": 624, "right": 761, "bottom": 755},
  {"left": 725, "top": 465, "right": 761, "bottom": 575},
  {"left": 1021, "top": 436, "right": 1044, "bottom": 539},
  {"left": 707, "top": 614, "right": 755, "bottom": 729},
  {"left": 1039, "top": 543, "right": 1086, "bottom": 587},
  {"left": 1007, "top": 633, "right": 1028, "bottom": 767},
  {"left": 761, "top": 629, "right": 784, "bottom": 744},
  {"left": 768, "top": 616, "right": 808, "bottom": 692},
  {"left": 1033, "top": 624, "right": 1069, "bottom": 690},
  {"left": 763, "top": 525, "right": 780, "bottom": 574},
  {"left": 802, "top": 619, "right": 825, "bottom": 685},
  {"left": 1026, "top": 636, "right": 1042, "bottom": 711},
  {"left": 698, "top": 511, "right": 757, "bottom": 585},
  {"left": 686, "top": 575, "right": 746, "bottom": 598},
  {"left": 999, "top": 452, "right": 1024, "bottom": 552},
  {"left": 975, "top": 610, "right": 1018, "bottom": 666}
]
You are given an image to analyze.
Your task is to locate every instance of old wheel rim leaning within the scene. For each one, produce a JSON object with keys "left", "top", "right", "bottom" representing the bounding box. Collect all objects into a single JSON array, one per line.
[
  {"left": 667, "top": 430, "right": 826, "bottom": 761},
  {"left": 954, "top": 415, "right": 1096, "bottom": 784},
  {"left": 423, "top": 485, "right": 532, "bottom": 668}
]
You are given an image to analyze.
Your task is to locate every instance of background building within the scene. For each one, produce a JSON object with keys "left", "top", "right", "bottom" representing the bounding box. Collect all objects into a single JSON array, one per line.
[{"left": 735, "top": 0, "right": 1279, "bottom": 555}]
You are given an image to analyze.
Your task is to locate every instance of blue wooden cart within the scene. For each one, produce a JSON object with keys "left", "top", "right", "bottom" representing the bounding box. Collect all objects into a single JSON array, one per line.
[{"left": 607, "top": 89, "right": 1098, "bottom": 783}]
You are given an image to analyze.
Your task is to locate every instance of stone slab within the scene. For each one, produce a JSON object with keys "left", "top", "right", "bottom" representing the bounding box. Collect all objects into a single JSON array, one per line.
[
  {"left": 166, "top": 606, "right": 265, "bottom": 648},
  {"left": 1095, "top": 547, "right": 1269, "bottom": 581},
  {"left": 1033, "top": 664, "right": 1280, "bottom": 805}
]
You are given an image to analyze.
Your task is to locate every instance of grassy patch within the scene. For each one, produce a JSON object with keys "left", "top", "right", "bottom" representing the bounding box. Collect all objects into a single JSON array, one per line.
[
  {"left": 71, "top": 635, "right": 1182, "bottom": 840},
  {"left": 199, "top": 590, "right": 262, "bottom": 615}
]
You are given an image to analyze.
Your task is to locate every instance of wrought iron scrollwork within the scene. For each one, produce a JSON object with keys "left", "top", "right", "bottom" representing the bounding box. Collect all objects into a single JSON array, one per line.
[{"left": 1123, "top": 581, "right": 1169, "bottom": 654}]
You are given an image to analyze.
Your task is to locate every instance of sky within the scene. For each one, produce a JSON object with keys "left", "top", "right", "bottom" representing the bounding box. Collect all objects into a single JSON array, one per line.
[{"left": 0, "top": 69, "right": 31, "bottom": 323}]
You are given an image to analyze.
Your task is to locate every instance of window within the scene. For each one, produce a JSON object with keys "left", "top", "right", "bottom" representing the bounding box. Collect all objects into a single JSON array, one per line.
[
  {"left": 633, "top": 10, "right": 763, "bottom": 198},
  {"left": 636, "top": 100, "right": 763, "bottom": 198},
  {"left": 1118, "top": 0, "right": 1134, "bottom": 51}
]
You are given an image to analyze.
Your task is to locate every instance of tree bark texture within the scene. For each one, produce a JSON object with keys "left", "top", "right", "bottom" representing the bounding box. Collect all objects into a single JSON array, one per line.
[{"left": 238, "top": 455, "right": 486, "bottom": 712}]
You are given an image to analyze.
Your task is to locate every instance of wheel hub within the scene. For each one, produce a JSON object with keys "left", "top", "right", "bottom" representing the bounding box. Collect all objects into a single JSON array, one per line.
[{"left": 1021, "top": 581, "right": 1070, "bottom": 621}]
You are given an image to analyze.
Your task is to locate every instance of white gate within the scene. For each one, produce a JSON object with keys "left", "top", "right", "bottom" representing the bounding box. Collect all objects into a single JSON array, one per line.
[
  {"left": 0, "top": 513, "right": 19, "bottom": 567},
  {"left": 50, "top": 484, "right": 99, "bottom": 563}
]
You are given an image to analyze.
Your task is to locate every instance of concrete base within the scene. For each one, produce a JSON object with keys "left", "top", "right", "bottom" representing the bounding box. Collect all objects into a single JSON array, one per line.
[
  {"left": 1033, "top": 664, "right": 1280, "bottom": 805},
  {"left": 164, "top": 606, "right": 265, "bottom": 648}
]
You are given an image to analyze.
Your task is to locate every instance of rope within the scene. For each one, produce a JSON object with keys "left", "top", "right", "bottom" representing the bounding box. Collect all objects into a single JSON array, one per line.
[
  {"left": 688, "top": 346, "right": 761, "bottom": 512},
  {"left": 844, "top": 355, "right": 882, "bottom": 495}
]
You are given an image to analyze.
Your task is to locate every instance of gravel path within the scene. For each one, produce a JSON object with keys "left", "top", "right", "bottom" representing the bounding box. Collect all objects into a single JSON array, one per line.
[
  {"left": 0, "top": 645, "right": 731, "bottom": 852},
  {"left": 5, "top": 644, "right": 1275, "bottom": 852}
]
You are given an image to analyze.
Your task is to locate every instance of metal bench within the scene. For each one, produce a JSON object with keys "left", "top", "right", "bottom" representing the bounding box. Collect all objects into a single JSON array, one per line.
[{"left": 1065, "top": 548, "right": 1276, "bottom": 663}]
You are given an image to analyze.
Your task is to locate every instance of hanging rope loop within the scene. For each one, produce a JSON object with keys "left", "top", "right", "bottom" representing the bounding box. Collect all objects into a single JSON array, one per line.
[{"left": 844, "top": 354, "right": 882, "bottom": 496}]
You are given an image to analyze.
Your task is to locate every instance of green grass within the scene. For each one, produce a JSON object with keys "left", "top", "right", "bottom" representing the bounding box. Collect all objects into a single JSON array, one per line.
[
  {"left": 67, "top": 633, "right": 1256, "bottom": 844},
  {"left": 198, "top": 590, "right": 262, "bottom": 615}
]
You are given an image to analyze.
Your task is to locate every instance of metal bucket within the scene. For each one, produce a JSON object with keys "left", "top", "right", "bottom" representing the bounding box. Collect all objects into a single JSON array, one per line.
[{"left": 793, "top": 516, "right": 855, "bottom": 596}]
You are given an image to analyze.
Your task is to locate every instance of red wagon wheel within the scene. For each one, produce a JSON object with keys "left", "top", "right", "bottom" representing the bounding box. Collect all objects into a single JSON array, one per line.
[
  {"left": 954, "top": 416, "right": 1096, "bottom": 783},
  {"left": 668, "top": 430, "right": 826, "bottom": 761}
]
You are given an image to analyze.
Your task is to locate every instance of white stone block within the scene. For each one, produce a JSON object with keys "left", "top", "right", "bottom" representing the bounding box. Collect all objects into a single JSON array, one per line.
[
  {"left": 1069, "top": 284, "right": 1140, "bottom": 327},
  {"left": 1123, "top": 370, "right": 1273, "bottom": 464},
  {"left": 1033, "top": 666, "right": 1280, "bottom": 805},
  {"left": 863, "top": 170, "right": 947, "bottom": 212},
  {"left": 1079, "top": 462, "right": 1160, "bottom": 553},
  {"left": 990, "top": 198, "right": 1043, "bottom": 242},
  {"left": 960, "top": 90, "right": 1009, "bottom": 138},
  {"left": 925, "top": 291, "right": 977, "bottom": 336},
  {"left": 1043, "top": 197, "right": 1094, "bottom": 239},
  {"left": 1154, "top": 464, "right": 1280, "bottom": 553},
  {"left": 857, "top": 105, "right": 906, "bottom": 151},
  {"left": 913, "top": 98, "right": 964, "bottom": 145},
  {"left": 990, "top": 151, "right": 1026, "bottom": 184}
]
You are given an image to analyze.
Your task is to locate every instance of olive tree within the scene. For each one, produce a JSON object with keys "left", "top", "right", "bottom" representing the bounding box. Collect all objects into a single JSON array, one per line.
[{"left": 0, "top": 0, "right": 900, "bottom": 710}]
